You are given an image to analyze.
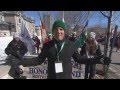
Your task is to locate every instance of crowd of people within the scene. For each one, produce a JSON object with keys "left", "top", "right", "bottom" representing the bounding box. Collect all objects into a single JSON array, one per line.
[
  {"left": 97, "top": 31, "right": 120, "bottom": 52},
  {"left": 5, "top": 20, "right": 111, "bottom": 79}
]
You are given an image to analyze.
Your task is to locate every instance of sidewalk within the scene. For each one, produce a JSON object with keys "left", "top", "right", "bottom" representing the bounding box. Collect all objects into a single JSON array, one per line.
[
  {"left": 0, "top": 65, "right": 11, "bottom": 79},
  {"left": 95, "top": 64, "right": 120, "bottom": 79},
  {"left": 1, "top": 45, "right": 120, "bottom": 79}
]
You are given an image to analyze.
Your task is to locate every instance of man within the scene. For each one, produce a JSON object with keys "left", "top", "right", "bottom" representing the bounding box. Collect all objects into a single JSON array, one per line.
[{"left": 21, "top": 20, "right": 111, "bottom": 79}]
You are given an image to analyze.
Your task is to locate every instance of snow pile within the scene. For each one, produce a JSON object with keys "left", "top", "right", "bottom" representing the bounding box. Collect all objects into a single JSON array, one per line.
[{"left": 0, "top": 36, "right": 13, "bottom": 64}]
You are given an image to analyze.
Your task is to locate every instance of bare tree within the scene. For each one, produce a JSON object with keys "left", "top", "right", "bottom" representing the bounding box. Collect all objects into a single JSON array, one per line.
[
  {"left": 99, "top": 11, "right": 120, "bottom": 79},
  {"left": 56, "top": 11, "right": 93, "bottom": 31},
  {"left": 100, "top": 11, "right": 120, "bottom": 28},
  {"left": 100, "top": 11, "right": 119, "bottom": 56}
]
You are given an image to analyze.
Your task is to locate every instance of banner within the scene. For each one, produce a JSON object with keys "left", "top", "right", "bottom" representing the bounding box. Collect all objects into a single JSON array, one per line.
[{"left": 20, "top": 20, "right": 35, "bottom": 55}]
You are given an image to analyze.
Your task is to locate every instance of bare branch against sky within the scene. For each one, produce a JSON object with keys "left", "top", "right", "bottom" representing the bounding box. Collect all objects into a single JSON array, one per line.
[{"left": 23, "top": 11, "right": 120, "bottom": 31}]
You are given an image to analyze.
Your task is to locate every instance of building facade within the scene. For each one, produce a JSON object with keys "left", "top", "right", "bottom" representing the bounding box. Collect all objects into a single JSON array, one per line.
[
  {"left": 0, "top": 11, "right": 10, "bottom": 36},
  {"left": 0, "top": 11, "right": 35, "bottom": 37},
  {"left": 3, "top": 11, "right": 20, "bottom": 33},
  {"left": 35, "top": 26, "right": 41, "bottom": 36},
  {"left": 43, "top": 13, "right": 52, "bottom": 34}
]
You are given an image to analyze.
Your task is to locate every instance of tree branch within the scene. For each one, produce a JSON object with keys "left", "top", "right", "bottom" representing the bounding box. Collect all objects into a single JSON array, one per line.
[
  {"left": 100, "top": 11, "right": 109, "bottom": 18},
  {"left": 112, "top": 12, "right": 120, "bottom": 22}
]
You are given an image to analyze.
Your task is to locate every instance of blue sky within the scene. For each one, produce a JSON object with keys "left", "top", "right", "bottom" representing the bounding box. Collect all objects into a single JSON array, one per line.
[
  {"left": 24, "top": 11, "right": 57, "bottom": 26},
  {"left": 24, "top": 11, "right": 120, "bottom": 30}
]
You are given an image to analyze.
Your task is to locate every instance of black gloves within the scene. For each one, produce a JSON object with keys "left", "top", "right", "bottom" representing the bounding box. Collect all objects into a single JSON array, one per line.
[
  {"left": 14, "top": 65, "right": 23, "bottom": 75},
  {"left": 103, "top": 57, "right": 112, "bottom": 65},
  {"left": 10, "top": 51, "right": 22, "bottom": 60},
  {"left": 88, "top": 55, "right": 111, "bottom": 65},
  {"left": 16, "top": 52, "right": 23, "bottom": 60},
  {"left": 90, "top": 55, "right": 103, "bottom": 64}
]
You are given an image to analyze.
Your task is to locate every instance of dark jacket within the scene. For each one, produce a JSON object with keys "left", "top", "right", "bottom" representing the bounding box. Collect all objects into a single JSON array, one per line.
[
  {"left": 5, "top": 39, "right": 28, "bottom": 59},
  {"left": 22, "top": 39, "right": 101, "bottom": 79},
  {"left": 32, "top": 36, "right": 40, "bottom": 47}
]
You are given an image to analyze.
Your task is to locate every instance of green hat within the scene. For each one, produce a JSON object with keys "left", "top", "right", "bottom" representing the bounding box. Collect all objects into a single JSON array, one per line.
[{"left": 52, "top": 20, "right": 67, "bottom": 33}]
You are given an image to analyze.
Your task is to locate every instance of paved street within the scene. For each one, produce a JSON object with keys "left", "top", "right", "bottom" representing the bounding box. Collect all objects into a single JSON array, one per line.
[
  {"left": 1, "top": 43, "right": 120, "bottom": 79},
  {"left": 96, "top": 44, "right": 120, "bottom": 79}
]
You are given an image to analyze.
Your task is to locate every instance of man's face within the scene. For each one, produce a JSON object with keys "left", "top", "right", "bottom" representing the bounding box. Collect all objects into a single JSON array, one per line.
[{"left": 53, "top": 27, "right": 65, "bottom": 41}]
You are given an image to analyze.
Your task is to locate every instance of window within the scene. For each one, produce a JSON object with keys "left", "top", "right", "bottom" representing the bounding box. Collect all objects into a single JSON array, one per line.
[
  {"left": 5, "top": 25, "right": 9, "bottom": 30},
  {"left": 2, "top": 25, "right": 6, "bottom": 30},
  {"left": 19, "top": 18, "right": 21, "bottom": 23},
  {"left": 0, "top": 25, "right": 1, "bottom": 30},
  {"left": 12, "top": 25, "right": 15, "bottom": 28},
  {"left": 9, "top": 25, "right": 11, "bottom": 30}
]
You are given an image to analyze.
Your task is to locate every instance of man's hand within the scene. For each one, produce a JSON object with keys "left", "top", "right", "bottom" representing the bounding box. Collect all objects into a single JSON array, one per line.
[
  {"left": 19, "top": 65, "right": 25, "bottom": 72},
  {"left": 92, "top": 55, "right": 111, "bottom": 65},
  {"left": 103, "top": 57, "right": 112, "bottom": 65}
]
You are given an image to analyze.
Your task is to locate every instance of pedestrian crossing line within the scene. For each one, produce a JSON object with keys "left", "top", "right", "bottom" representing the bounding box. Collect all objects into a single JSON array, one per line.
[
  {"left": 0, "top": 74, "right": 9, "bottom": 79},
  {"left": 109, "top": 67, "right": 120, "bottom": 78},
  {"left": 109, "top": 67, "right": 117, "bottom": 73},
  {"left": 95, "top": 74, "right": 100, "bottom": 78}
]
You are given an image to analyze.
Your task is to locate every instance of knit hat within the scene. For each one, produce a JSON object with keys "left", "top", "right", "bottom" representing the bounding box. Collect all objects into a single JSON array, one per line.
[
  {"left": 52, "top": 20, "right": 67, "bottom": 33},
  {"left": 90, "top": 32, "right": 96, "bottom": 39}
]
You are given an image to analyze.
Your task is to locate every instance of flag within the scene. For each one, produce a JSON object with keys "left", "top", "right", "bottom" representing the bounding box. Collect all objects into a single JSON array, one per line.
[
  {"left": 75, "top": 32, "right": 86, "bottom": 48},
  {"left": 62, "top": 11, "right": 65, "bottom": 23},
  {"left": 74, "top": 20, "right": 89, "bottom": 48},
  {"left": 19, "top": 20, "right": 35, "bottom": 55},
  {"left": 40, "top": 17, "right": 48, "bottom": 44}
]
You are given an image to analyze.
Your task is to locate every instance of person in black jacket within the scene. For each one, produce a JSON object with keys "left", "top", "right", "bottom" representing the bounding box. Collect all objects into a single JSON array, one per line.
[
  {"left": 80, "top": 32, "right": 102, "bottom": 79},
  {"left": 5, "top": 33, "right": 28, "bottom": 59},
  {"left": 21, "top": 20, "right": 111, "bottom": 79},
  {"left": 32, "top": 35, "right": 41, "bottom": 54},
  {"left": 5, "top": 33, "right": 28, "bottom": 79}
]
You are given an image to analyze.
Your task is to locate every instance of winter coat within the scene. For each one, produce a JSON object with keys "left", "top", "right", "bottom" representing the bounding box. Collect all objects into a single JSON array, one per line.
[
  {"left": 22, "top": 39, "right": 102, "bottom": 79},
  {"left": 5, "top": 39, "right": 28, "bottom": 59},
  {"left": 32, "top": 36, "right": 40, "bottom": 47}
]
